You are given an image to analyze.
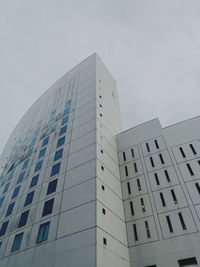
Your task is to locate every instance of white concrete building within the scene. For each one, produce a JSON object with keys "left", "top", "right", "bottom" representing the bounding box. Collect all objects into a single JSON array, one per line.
[{"left": 0, "top": 54, "right": 199, "bottom": 267}]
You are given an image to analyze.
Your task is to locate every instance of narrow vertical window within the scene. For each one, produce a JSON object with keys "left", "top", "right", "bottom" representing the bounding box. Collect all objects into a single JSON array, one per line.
[
  {"left": 179, "top": 147, "right": 186, "bottom": 158},
  {"left": 18, "top": 210, "right": 29, "bottom": 228},
  {"left": 150, "top": 157, "right": 155, "bottom": 167},
  {"left": 11, "top": 233, "right": 23, "bottom": 252},
  {"left": 171, "top": 189, "right": 178, "bottom": 204},
  {"left": 160, "top": 193, "right": 166, "bottom": 207},
  {"left": 140, "top": 198, "right": 145, "bottom": 212},
  {"left": 134, "top": 162, "right": 138, "bottom": 173},
  {"left": 133, "top": 224, "right": 138, "bottom": 241},
  {"left": 178, "top": 213, "right": 186, "bottom": 230},
  {"left": 0, "top": 221, "right": 9, "bottom": 237},
  {"left": 145, "top": 221, "right": 151, "bottom": 238},
  {"left": 166, "top": 215, "right": 173, "bottom": 233},
  {"left": 127, "top": 182, "right": 131, "bottom": 195},
  {"left": 195, "top": 183, "right": 200, "bottom": 194},
  {"left": 154, "top": 140, "right": 159, "bottom": 149},
  {"left": 164, "top": 170, "right": 171, "bottom": 182},
  {"left": 146, "top": 143, "right": 150, "bottom": 152},
  {"left": 125, "top": 166, "right": 128, "bottom": 177},
  {"left": 186, "top": 163, "right": 194, "bottom": 176},
  {"left": 154, "top": 173, "right": 160, "bottom": 185},
  {"left": 159, "top": 153, "right": 164, "bottom": 164},
  {"left": 131, "top": 148, "right": 135, "bottom": 158},
  {"left": 123, "top": 152, "right": 126, "bottom": 161},
  {"left": 189, "top": 144, "right": 197, "bottom": 155},
  {"left": 130, "top": 201, "right": 134, "bottom": 216},
  {"left": 37, "top": 222, "right": 50, "bottom": 243},
  {"left": 137, "top": 179, "right": 141, "bottom": 191}
]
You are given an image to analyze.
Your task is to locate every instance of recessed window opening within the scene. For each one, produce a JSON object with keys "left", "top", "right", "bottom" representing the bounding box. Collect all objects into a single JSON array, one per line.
[
  {"left": 154, "top": 173, "right": 160, "bottom": 185},
  {"left": 154, "top": 140, "right": 159, "bottom": 149},
  {"left": 179, "top": 147, "right": 186, "bottom": 158},
  {"left": 189, "top": 144, "right": 197, "bottom": 155},
  {"left": 146, "top": 143, "right": 150, "bottom": 152}
]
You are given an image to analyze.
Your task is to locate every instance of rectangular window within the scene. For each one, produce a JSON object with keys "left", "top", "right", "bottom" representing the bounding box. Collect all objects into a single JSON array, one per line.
[
  {"left": 0, "top": 221, "right": 9, "bottom": 236},
  {"left": 34, "top": 160, "right": 43, "bottom": 173},
  {"left": 47, "top": 179, "right": 58, "bottom": 195},
  {"left": 50, "top": 110, "right": 56, "bottom": 118},
  {"left": 133, "top": 224, "right": 138, "bottom": 241},
  {"left": 17, "top": 172, "right": 25, "bottom": 184},
  {"left": 24, "top": 191, "right": 34, "bottom": 207},
  {"left": 164, "top": 170, "right": 171, "bottom": 182},
  {"left": 125, "top": 166, "right": 128, "bottom": 177},
  {"left": 146, "top": 143, "right": 150, "bottom": 152},
  {"left": 3, "top": 183, "right": 10, "bottom": 193},
  {"left": 27, "top": 148, "right": 33, "bottom": 157},
  {"left": 42, "top": 199, "right": 54, "bottom": 217},
  {"left": 22, "top": 159, "right": 29, "bottom": 170},
  {"left": 6, "top": 202, "right": 15, "bottom": 217},
  {"left": 140, "top": 198, "right": 145, "bottom": 212},
  {"left": 179, "top": 147, "right": 186, "bottom": 158},
  {"left": 51, "top": 162, "right": 61, "bottom": 177},
  {"left": 154, "top": 173, "right": 160, "bottom": 185},
  {"left": 30, "top": 175, "right": 39, "bottom": 188},
  {"left": 195, "top": 183, "right": 200, "bottom": 194},
  {"left": 59, "top": 125, "right": 67, "bottom": 136},
  {"left": 159, "top": 153, "right": 164, "bottom": 164},
  {"left": 54, "top": 149, "right": 63, "bottom": 161},
  {"left": 61, "top": 116, "right": 69, "bottom": 126},
  {"left": 12, "top": 186, "right": 20, "bottom": 199},
  {"left": 64, "top": 107, "right": 70, "bottom": 116},
  {"left": 130, "top": 201, "right": 134, "bottom": 216},
  {"left": 166, "top": 215, "right": 173, "bottom": 233},
  {"left": 38, "top": 148, "right": 46, "bottom": 159},
  {"left": 42, "top": 136, "right": 49, "bottom": 147},
  {"left": 48, "top": 118, "right": 54, "bottom": 127},
  {"left": 123, "top": 152, "right": 126, "bottom": 161},
  {"left": 134, "top": 162, "right": 138, "bottom": 173},
  {"left": 137, "top": 179, "right": 141, "bottom": 191},
  {"left": 57, "top": 136, "right": 65, "bottom": 148},
  {"left": 131, "top": 148, "right": 134, "bottom": 158},
  {"left": 8, "top": 169, "right": 15, "bottom": 180},
  {"left": 0, "top": 197, "right": 5, "bottom": 208},
  {"left": 30, "top": 137, "right": 36, "bottom": 147},
  {"left": 189, "top": 144, "right": 197, "bottom": 155},
  {"left": 65, "top": 99, "right": 72, "bottom": 108},
  {"left": 11, "top": 232, "right": 23, "bottom": 252},
  {"left": 18, "top": 210, "right": 29, "bottom": 228},
  {"left": 178, "top": 212, "right": 186, "bottom": 230},
  {"left": 160, "top": 192, "right": 166, "bottom": 207},
  {"left": 127, "top": 182, "right": 131, "bottom": 195},
  {"left": 178, "top": 257, "right": 198, "bottom": 266},
  {"left": 171, "top": 189, "right": 178, "bottom": 204},
  {"left": 154, "top": 139, "right": 159, "bottom": 149},
  {"left": 150, "top": 157, "right": 155, "bottom": 167},
  {"left": 37, "top": 222, "right": 50, "bottom": 243},
  {"left": 145, "top": 221, "right": 151, "bottom": 238}
]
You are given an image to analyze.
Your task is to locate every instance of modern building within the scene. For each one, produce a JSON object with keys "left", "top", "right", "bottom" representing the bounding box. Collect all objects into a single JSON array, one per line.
[{"left": 0, "top": 53, "right": 199, "bottom": 267}]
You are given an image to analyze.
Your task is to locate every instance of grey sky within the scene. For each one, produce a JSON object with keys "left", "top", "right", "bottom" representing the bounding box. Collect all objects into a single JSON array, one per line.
[{"left": 0, "top": 0, "right": 200, "bottom": 154}]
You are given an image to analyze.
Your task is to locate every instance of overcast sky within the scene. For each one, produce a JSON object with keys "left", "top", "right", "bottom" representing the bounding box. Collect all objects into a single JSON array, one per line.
[{"left": 0, "top": 0, "right": 200, "bottom": 154}]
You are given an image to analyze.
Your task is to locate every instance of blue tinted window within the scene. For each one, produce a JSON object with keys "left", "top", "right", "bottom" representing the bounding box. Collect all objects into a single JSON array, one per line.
[
  {"left": 18, "top": 210, "right": 29, "bottom": 228},
  {"left": 8, "top": 169, "right": 15, "bottom": 180},
  {"left": 27, "top": 148, "right": 33, "bottom": 157},
  {"left": 42, "top": 199, "right": 54, "bottom": 216},
  {"left": 34, "top": 160, "right": 43, "bottom": 173},
  {"left": 50, "top": 110, "right": 56, "bottom": 118},
  {"left": 38, "top": 148, "right": 46, "bottom": 159},
  {"left": 24, "top": 191, "right": 34, "bottom": 207},
  {"left": 65, "top": 100, "right": 72, "bottom": 108},
  {"left": 17, "top": 172, "right": 25, "bottom": 184},
  {"left": 59, "top": 125, "right": 67, "bottom": 136},
  {"left": 54, "top": 149, "right": 63, "bottom": 161},
  {"left": 6, "top": 202, "right": 15, "bottom": 217},
  {"left": 30, "top": 175, "right": 39, "bottom": 188},
  {"left": 45, "top": 128, "right": 52, "bottom": 136},
  {"left": 11, "top": 232, "right": 23, "bottom": 252},
  {"left": 34, "top": 128, "right": 40, "bottom": 136},
  {"left": 22, "top": 159, "right": 29, "bottom": 170},
  {"left": 47, "top": 179, "right": 58, "bottom": 195},
  {"left": 48, "top": 118, "right": 54, "bottom": 127},
  {"left": 37, "top": 222, "right": 50, "bottom": 243},
  {"left": 30, "top": 137, "right": 36, "bottom": 147},
  {"left": 0, "top": 221, "right": 9, "bottom": 237},
  {"left": 64, "top": 107, "right": 70, "bottom": 116},
  {"left": 3, "top": 183, "right": 10, "bottom": 193},
  {"left": 57, "top": 136, "right": 65, "bottom": 148},
  {"left": 42, "top": 136, "right": 49, "bottom": 147},
  {"left": 0, "top": 197, "right": 5, "bottom": 208},
  {"left": 51, "top": 163, "right": 61, "bottom": 177},
  {"left": 12, "top": 186, "right": 20, "bottom": 199},
  {"left": 61, "top": 116, "right": 69, "bottom": 126}
]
